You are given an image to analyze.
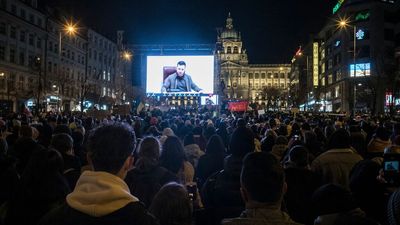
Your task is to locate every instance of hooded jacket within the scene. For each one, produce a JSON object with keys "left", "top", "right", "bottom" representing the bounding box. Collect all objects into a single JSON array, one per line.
[{"left": 39, "top": 171, "right": 158, "bottom": 225}]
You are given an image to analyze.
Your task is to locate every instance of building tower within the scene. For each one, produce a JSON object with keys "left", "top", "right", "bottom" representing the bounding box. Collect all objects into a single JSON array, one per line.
[{"left": 217, "top": 13, "right": 249, "bottom": 100}]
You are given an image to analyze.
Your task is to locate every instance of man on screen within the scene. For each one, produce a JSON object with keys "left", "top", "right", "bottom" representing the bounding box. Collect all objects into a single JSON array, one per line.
[{"left": 161, "top": 61, "right": 202, "bottom": 93}]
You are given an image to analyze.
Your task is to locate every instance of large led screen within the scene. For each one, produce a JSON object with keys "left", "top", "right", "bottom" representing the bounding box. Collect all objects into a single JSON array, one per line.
[{"left": 146, "top": 56, "right": 214, "bottom": 94}]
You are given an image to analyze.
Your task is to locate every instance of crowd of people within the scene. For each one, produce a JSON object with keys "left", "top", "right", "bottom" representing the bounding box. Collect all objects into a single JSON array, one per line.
[{"left": 1, "top": 108, "right": 400, "bottom": 225}]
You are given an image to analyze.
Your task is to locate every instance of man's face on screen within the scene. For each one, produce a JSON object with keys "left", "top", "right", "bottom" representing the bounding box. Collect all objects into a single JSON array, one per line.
[{"left": 176, "top": 65, "right": 186, "bottom": 77}]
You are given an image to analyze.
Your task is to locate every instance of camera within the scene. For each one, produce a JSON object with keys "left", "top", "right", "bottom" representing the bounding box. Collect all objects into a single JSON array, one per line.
[{"left": 383, "top": 152, "right": 400, "bottom": 186}]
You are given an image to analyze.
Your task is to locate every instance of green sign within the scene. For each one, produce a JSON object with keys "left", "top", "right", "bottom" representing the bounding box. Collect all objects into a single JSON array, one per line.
[
  {"left": 355, "top": 11, "right": 370, "bottom": 21},
  {"left": 333, "top": 0, "right": 345, "bottom": 14}
]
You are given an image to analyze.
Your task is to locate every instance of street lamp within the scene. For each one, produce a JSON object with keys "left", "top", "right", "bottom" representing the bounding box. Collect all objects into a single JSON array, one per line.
[
  {"left": 119, "top": 50, "right": 133, "bottom": 104},
  {"left": 122, "top": 50, "right": 132, "bottom": 61},
  {"left": 338, "top": 18, "right": 357, "bottom": 114},
  {"left": 57, "top": 21, "right": 78, "bottom": 111},
  {"left": 295, "top": 49, "right": 310, "bottom": 111}
]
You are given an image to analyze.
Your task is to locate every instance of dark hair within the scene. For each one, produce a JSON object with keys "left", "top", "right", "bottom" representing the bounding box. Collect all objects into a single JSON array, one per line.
[
  {"left": 149, "top": 182, "right": 192, "bottom": 225},
  {"left": 177, "top": 61, "right": 186, "bottom": 67},
  {"left": 160, "top": 136, "right": 186, "bottom": 174},
  {"left": 50, "top": 133, "right": 73, "bottom": 154},
  {"left": 229, "top": 127, "right": 255, "bottom": 157},
  {"left": 327, "top": 128, "right": 351, "bottom": 149},
  {"left": 203, "top": 126, "right": 216, "bottom": 140},
  {"left": 183, "top": 133, "right": 195, "bottom": 146},
  {"left": 241, "top": 152, "right": 284, "bottom": 203},
  {"left": 135, "top": 136, "right": 161, "bottom": 170},
  {"left": 87, "top": 123, "right": 136, "bottom": 174},
  {"left": 138, "top": 136, "right": 161, "bottom": 160},
  {"left": 275, "top": 135, "right": 288, "bottom": 145},
  {"left": 206, "top": 134, "right": 225, "bottom": 156},
  {"left": 288, "top": 145, "right": 309, "bottom": 168},
  {"left": 53, "top": 124, "right": 72, "bottom": 136},
  {"left": 375, "top": 127, "right": 390, "bottom": 141}
]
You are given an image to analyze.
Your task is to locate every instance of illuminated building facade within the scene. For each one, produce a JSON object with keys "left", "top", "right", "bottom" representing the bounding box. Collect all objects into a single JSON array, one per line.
[{"left": 217, "top": 13, "right": 290, "bottom": 109}]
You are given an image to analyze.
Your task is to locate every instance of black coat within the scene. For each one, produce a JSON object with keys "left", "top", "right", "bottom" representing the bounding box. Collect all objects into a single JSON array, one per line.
[
  {"left": 201, "top": 155, "right": 244, "bottom": 224},
  {"left": 125, "top": 165, "right": 178, "bottom": 208},
  {"left": 38, "top": 202, "right": 159, "bottom": 225},
  {"left": 196, "top": 153, "right": 224, "bottom": 189},
  {"left": 284, "top": 167, "right": 321, "bottom": 225}
]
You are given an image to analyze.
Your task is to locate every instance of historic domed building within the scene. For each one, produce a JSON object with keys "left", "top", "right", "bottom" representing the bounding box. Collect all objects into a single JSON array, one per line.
[{"left": 216, "top": 13, "right": 290, "bottom": 109}]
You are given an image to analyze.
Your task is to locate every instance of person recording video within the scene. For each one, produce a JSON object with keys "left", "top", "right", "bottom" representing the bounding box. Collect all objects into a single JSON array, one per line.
[{"left": 161, "top": 61, "right": 202, "bottom": 93}]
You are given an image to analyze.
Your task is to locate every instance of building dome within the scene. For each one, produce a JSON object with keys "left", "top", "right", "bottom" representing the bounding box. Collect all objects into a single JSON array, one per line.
[{"left": 220, "top": 13, "right": 240, "bottom": 40}]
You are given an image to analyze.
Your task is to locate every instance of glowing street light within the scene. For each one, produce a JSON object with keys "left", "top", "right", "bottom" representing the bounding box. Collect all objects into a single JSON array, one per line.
[
  {"left": 123, "top": 51, "right": 132, "bottom": 61},
  {"left": 63, "top": 21, "right": 78, "bottom": 36}
]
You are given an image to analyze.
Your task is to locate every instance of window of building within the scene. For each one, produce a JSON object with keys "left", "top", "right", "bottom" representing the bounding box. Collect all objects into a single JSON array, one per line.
[
  {"left": 19, "top": 49, "right": 25, "bottom": 65},
  {"left": 20, "top": 9, "right": 26, "bottom": 19},
  {"left": 261, "top": 73, "right": 266, "bottom": 79},
  {"left": 233, "top": 46, "right": 238, "bottom": 54},
  {"left": 0, "top": 0, "right": 6, "bottom": 9},
  {"left": 9, "top": 47, "right": 16, "bottom": 63},
  {"left": 18, "top": 76, "right": 24, "bottom": 90},
  {"left": 274, "top": 73, "right": 278, "bottom": 79},
  {"left": 28, "top": 53, "right": 34, "bottom": 66},
  {"left": 328, "top": 74, "right": 333, "bottom": 84},
  {"left": 334, "top": 53, "right": 341, "bottom": 66},
  {"left": 321, "top": 62, "right": 325, "bottom": 73},
  {"left": 0, "top": 41, "right": 5, "bottom": 60},
  {"left": 10, "top": 26, "right": 16, "bottom": 39},
  {"left": 36, "top": 37, "right": 41, "bottom": 48},
  {"left": 29, "top": 14, "right": 34, "bottom": 23},
  {"left": 335, "top": 85, "right": 340, "bottom": 98},
  {"left": 11, "top": 4, "right": 17, "bottom": 14},
  {"left": 227, "top": 46, "right": 231, "bottom": 54},
  {"left": 249, "top": 73, "right": 253, "bottom": 79},
  {"left": 28, "top": 77, "right": 34, "bottom": 90},
  {"left": 37, "top": 18, "right": 42, "bottom": 27},
  {"left": 19, "top": 30, "right": 25, "bottom": 42},
  {"left": 328, "top": 59, "right": 333, "bottom": 69},
  {"left": 0, "top": 22, "right": 6, "bottom": 35},
  {"left": 255, "top": 73, "right": 259, "bottom": 79},
  {"left": 47, "top": 61, "right": 52, "bottom": 72},
  {"left": 280, "top": 73, "right": 285, "bottom": 79},
  {"left": 102, "top": 86, "right": 106, "bottom": 96},
  {"left": 267, "top": 73, "right": 272, "bottom": 79},
  {"left": 71, "top": 51, "right": 75, "bottom": 61}
]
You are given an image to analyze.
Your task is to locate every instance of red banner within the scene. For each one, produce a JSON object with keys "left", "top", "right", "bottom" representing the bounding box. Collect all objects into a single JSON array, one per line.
[{"left": 228, "top": 101, "right": 248, "bottom": 112}]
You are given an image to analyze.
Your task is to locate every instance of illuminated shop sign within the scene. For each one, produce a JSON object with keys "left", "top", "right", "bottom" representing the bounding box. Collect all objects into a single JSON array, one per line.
[
  {"left": 349, "top": 63, "right": 370, "bottom": 77},
  {"left": 333, "top": 0, "right": 344, "bottom": 14},
  {"left": 313, "top": 42, "right": 319, "bottom": 87}
]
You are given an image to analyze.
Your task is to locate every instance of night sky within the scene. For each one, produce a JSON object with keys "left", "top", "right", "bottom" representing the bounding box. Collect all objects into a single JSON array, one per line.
[{"left": 42, "top": 0, "right": 336, "bottom": 64}]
